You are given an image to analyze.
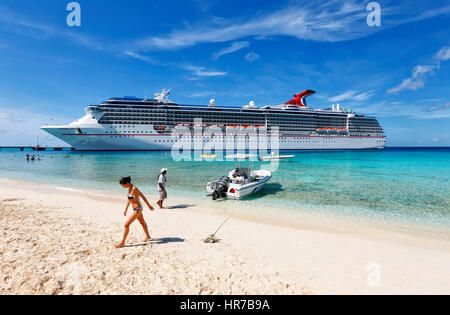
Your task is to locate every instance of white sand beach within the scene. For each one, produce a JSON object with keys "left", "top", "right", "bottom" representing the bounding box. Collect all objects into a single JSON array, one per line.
[{"left": 0, "top": 177, "right": 449, "bottom": 295}]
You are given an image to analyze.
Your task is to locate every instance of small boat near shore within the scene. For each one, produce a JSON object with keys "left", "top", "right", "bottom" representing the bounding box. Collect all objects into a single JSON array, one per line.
[
  {"left": 225, "top": 153, "right": 258, "bottom": 160},
  {"left": 206, "top": 154, "right": 272, "bottom": 200},
  {"left": 259, "top": 152, "right": 295, "bottom": 161},
  {"left": 206, "top": 168, "right": 272, "bottom": 200}
]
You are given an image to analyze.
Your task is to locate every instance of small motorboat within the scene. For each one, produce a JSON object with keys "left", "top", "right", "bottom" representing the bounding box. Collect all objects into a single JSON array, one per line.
[
  {"left": 225, "top": 153, "right": 258, "bottom": 160},
  {"left": 206, "top": 168, "right": 272, "bottom": 200},
  {"left": 259, "top": 152, "right": 295, "bottom": 161}
]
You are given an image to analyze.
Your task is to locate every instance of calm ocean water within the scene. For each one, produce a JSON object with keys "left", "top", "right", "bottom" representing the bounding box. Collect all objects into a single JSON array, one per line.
[{"left": 1, "top": 148, "right": 449, "bottom": 234}]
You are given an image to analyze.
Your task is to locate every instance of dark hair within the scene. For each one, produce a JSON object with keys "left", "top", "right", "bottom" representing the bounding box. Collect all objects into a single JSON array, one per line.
[{"left": 120, "top": 177, "right": 132, "bottom": 185}]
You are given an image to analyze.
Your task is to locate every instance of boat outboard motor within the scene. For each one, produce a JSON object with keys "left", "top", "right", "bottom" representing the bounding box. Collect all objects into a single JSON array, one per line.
[{"left": 207, "top": 176, "right": 230, "bottom": 200}]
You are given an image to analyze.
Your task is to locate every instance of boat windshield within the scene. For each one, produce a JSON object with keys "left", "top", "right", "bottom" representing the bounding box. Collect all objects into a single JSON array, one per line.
[{"left": 237, "top": 168, "right": 249, "bottom": 177}]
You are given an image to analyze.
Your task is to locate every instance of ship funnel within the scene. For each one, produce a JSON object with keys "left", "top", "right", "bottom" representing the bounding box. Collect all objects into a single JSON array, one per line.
[{"left": 285, "top": 90, "right": 316, "bottom": 107}]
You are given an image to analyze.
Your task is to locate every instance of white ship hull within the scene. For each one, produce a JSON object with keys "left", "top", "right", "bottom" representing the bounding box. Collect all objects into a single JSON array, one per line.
[{"left": 42, "top": 124, "right": 387, "bottom": 151}]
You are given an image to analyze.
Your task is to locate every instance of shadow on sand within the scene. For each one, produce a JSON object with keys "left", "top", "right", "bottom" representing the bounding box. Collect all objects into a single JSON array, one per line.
[
  {"left": 123, "top": 237, "right": 185, "bottom": 248},
  {"left": 167, "top": 204, "right": 196, "bottom": 210}
]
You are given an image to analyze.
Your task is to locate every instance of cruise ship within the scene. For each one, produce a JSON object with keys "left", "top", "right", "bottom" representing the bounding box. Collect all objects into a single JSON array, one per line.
[{"left": 41, "top": 90, "right": 386, "bottom": 151}]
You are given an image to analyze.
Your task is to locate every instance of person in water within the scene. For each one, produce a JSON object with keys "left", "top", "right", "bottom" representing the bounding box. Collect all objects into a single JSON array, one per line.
[{"left": 115, "top": 177, "right": 154, "bottom": 249}]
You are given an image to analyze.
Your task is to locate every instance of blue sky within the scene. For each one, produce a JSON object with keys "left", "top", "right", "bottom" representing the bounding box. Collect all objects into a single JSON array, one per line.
[{"left": 0, "top": 0, "right": 449, "bottom": 146}]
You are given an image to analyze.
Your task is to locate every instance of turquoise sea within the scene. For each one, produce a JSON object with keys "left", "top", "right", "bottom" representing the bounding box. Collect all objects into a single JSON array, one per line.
[{"left": 1, "top": 148, "right": 449, "bottom": 238}]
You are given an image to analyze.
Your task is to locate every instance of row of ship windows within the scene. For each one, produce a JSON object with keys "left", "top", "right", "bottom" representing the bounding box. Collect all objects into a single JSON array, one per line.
[
  {"left": 106, "top": 135, "right": 383, "bottom": 140},
  {"left": 102, "top": 108, "right": 376, "bottom": 121},
  {"left": 103, "top": 122, "right": 381, "bottom": 130},
  {"left": 102, "top": 111, "right": 349, "bottom": 118},
  {"left": 102, "top": 108, "right": 349, "bottom": 117},
  {"left": 99, "top": 121, "right": 381, "bottom": 129},
  {"left": 101, "top": 110, "right": 379, "bottom": 123},
  {"left": 349, "top": 124, "right": 381, "bottom": 127},
  {"left": 103, "top": 107, "right": 373, "bottom": 117},
  {"left": 102, "top": 111, "right": 379, "bottom": 126},
  {"left": 100, "top": 121, "right": 381, "bottom": 130},
  {"left": 103, "top": 113, "right": 349, "bottom": 119},
  {"left": 101, "top": 113, "right": 375, "bottom": 120},
  {"left": 104, "top": 131, "right": 153, "bottom": 134},
  {"left": 103, "top": 128, "right": 382, "bottom": 135},
  {"left": 107, "top": 136, "right": 380, "bottom": 143},
  {"left": 101, "top": 113, "right": 362, "bottom": 121},
  {"left": 105, "top": 131, "right": 381, "bottom": 137},
  {"left": 100, "top": 117, "right": 353, "bottom": 125}
]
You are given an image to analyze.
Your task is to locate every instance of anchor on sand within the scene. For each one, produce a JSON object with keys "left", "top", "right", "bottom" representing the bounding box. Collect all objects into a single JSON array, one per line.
[{"left": 203, "top": 216, "right": 231, "bottom": 244}]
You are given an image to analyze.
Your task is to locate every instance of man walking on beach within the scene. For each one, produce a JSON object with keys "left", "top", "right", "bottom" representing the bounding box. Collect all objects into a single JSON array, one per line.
[{"left": 157, "top": 168, "right": 167, "bottom": 209}]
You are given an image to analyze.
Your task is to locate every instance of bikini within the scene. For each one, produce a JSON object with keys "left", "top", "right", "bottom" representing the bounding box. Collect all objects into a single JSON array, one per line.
[{"left": 128, "top": 188, "right": 143, "bottom": 212}]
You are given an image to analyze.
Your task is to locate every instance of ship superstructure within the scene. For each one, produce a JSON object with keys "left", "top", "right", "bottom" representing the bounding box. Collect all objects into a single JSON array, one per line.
[{"left": 42, "top": 90, "right": 386, "bottom": 150}]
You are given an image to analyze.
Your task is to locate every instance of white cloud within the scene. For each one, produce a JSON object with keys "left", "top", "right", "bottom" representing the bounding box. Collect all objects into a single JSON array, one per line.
[
  {"left": 188, "top": 91, "right": 217, "bottom": 98},
  {"left": 388, "top": 45, "right": 450, "bottom": 94},
  {"left": 0, "top": 5, "right": 108, "bottom": 52},
  {"left": 329, "top": 90, "right": 374, "bottom": 102},
  {"left": 422, "top": 103, "right": 450, "bottom": 119},
  {"left": 182, "top": 65, "right": 226, "bottom": 77},
  {"left": 329, "top": 91, "right": 355, "bottom": 102},
  {"left": 245, "top": 52, "right": 260, "bottom": 63},
  {"left": 134, "top": 2, "right": 366, "bottom": 50},
  {"left": 133, "top": 2, "right": 450, "bottom": 51},
  {"left": 387, "top": 65, "right": 435, "bottom": 94},
  {"left": 212, "top": 41, "right": 249, "bottom": 60},
  {"left": 64, "top": 31, "right": 106, "bottom": 51},
  {"left": 351, "top": 99, "right": 450, "bottom": 120},
  {"left": 0, "top": 6, "right": 55, "bottom": 39},
  {"left": 435, "top": 46, "right": 450, "bottom": 62},
  {"left": 352, "top": 92, "right": 374, "bottom": 101},
  {"left": 125, "top": 51, "right": 155, "bottom": 64},
  {"left": 124, "top": 52, "right": 226, "bottom": 78}
]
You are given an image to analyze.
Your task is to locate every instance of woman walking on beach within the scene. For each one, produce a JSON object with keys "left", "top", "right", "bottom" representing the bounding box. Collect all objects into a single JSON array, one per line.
[{"left": 115, "top": 177, "right": 154, "bottom": 249}]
